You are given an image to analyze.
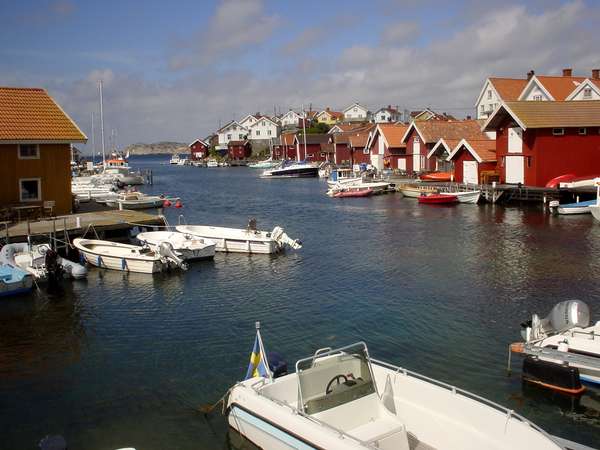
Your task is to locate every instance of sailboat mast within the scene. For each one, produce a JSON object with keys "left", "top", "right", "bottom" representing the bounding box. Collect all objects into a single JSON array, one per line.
[
  {"left": 301, "top": 104, "right": 307, "bottom": 162},
  {"left": 99, "top": 80, "right": 106, "bottom": 168},
  {"left": 91, "top": 111, "right": 95, "bottom": 165}
]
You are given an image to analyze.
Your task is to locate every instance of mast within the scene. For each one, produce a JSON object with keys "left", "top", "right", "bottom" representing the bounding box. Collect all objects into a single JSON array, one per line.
[
  {"left": 98, "top": 79, "right": 106, "bottom": 168},
  {"left": 301, "top": 104, "right": 307, "bottom": 162},
  {"left": 91, "top": 111, "right": 95, "bottom": 165}
]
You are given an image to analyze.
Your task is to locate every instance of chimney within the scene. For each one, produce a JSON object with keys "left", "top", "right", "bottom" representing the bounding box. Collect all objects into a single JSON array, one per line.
[
  {"left": 592, "top": 69, "right": 600, "bottom": 80},
  {"left": 527, "top": 70, "right": 535, "bottom": 80},
  {"left": 466, "top": 115, "right": 472, "bottom": 120},
  {"left": 388, "top": 104, "right": 391, "bottom": 109},
  {"left": 562, "top": 68, "right": 573, "bottom": 77},
  {"left": 326, "top": 107, "right": 330, "bottom": 111}
]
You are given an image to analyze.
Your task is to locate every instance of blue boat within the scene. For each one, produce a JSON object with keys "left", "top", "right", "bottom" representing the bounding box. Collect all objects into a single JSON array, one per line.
[
  {"left": 0, "top": 264, "right": 33, "bottom": 297},
  {"left": 554, "top": 199, "right": 596, "bottom": 215}
]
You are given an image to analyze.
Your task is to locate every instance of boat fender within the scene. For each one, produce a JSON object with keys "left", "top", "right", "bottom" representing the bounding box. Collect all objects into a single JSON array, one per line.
[
  {"left": 163, "top": 199, "right": 172, "bottom": 208},
  {"left": 175, "top": 200, "right": 183, "bottom": 208},
  {"left": 97, "top": 255, "right": 103, "bottom": 267},
  {"left": 121, "top": 258, "right": 128, "bottom": 271},
  {"left": 522, "top": 356, "right": 585, "bottom": 395}
]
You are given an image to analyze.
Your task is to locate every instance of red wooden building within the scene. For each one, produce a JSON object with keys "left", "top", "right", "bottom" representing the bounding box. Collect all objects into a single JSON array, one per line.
[
  {"left": 228, "top": 140, "right": 252, "bottom": 160},
  {"left": 483, "top": 101, "right": 600, "bottom": 186},
  {"left": 189, "top": 139, "right": 209, "bottom": 160},
  {"left": 331, "top": 124, "right": 375, "bottom": 166},
  {"left": 271, "top": 132, "right": 296, "bottom": 160},
  {"left": 367, "top": 123, "right": 409, "bottom": 170},
  {"left": 293, "top": 134, "right": 333, "bottom": 162},
  {"left": 446, "top": 138, "right": 497, "bottom": 184}
]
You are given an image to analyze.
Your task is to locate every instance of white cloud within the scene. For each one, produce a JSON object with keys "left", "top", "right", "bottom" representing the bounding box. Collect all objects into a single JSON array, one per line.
[{"left": 380, "top": 21, "right": 420, "bottom": 44}]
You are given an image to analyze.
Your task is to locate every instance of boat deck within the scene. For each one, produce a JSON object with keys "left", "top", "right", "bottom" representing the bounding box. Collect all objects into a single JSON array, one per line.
[{"left": 0, "top": 210, "right": 165, "bottom": 242}]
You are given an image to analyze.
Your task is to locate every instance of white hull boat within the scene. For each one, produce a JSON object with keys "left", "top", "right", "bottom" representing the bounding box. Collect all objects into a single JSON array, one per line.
[
  {"left": 261, "top": 162, "right": 319, "bottom": 178},
  {"left": 0, "top": 264, "right": 33, "bottom": 297},
  {"left": 226, "top": 338, "right": 566, "bottom": 450},
  {"left": 207, "top": 159, "right": 219, "bottom": 168},
  {"left": 0, "top": 243, "right": 87, "bottom": 281},
  {"left": 135, "top": 231, "right": 215, "bottom": 261},
  {"left": 104, "top": 167, "right": 144, "bottom": 185},
  {"left": 169, "top": 155, "right": 181, "bottom": 165},
  {"left": 175, "top": 224, "right": 301, "bottom": 254},
  {"left": 105, "top": 192, "right": 170, "bottom": 210},
  {"left": 549, "top": 199, "right": 595, "bottom": 215},
  {"left": 74, "top": 238, "right": 187, "bottom": 273},
  {"left": 398, "top": 185, "right": 437, "bottom": 198},
  {"left": 440, "top": 190, "right": 481, "bottom": 204}
]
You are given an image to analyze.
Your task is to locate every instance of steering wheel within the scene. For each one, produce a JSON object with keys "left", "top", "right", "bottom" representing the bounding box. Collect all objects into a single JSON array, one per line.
[{"left": 325, "top": 374, "right": 348, "bottom": 394}]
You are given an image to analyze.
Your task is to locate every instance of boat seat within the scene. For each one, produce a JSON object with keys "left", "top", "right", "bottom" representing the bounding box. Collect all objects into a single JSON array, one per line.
[{"left": 349, "top": 417, "right": 410, "bottom": 450}]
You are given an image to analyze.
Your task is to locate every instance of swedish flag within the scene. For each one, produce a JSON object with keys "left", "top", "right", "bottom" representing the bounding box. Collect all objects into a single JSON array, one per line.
[{"left": 245, "top": 334, "right": 270, "bottom": 380}]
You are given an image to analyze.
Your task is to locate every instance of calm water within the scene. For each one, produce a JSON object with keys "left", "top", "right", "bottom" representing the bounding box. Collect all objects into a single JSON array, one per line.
[{"left": 2, "top": 155, "right": 600, "bottom": 449}]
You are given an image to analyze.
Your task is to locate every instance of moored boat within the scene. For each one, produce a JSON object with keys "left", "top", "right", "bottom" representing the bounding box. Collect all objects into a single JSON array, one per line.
[
  {"left": 439, "top": 190, "right": 481, "bottom": 204},
  {"left": 226, "top": 327, "right": 567, "bottom": 450},
  {"left": 105, "top": 192, "right": 173, "bottom": 210},
  {"left": 0, "top": 243, "right": 87, "bottom": 281},
  {"left": 135, "top": 231, "right": 216, "bottom": 261},
  {"left": 0, "top": 264, "right": 33, "bottom": 297},
  {"left": 74, "top": 238, "right": 186, "bottom": 273},
  {"left": 329, "top": 187, "right": 374, "bottom": 198},
  {"left": 420, "top": 171, "right": 453, "bottom": 182},
  {"left": 169, "top": 154, "right": 181, "bottom": 165},
  {"left": 398, "top": 184, "right": 438, "bottom": 198},
  {"left": 549, "top": 199, "right": 595, "bottom": 215},
  {"left": 545, "top": 173, "right": 576, "bottom": 188},
  {"left": 418, "top": 193, "right": 458, "bottom": 204},
  {"left": 175, "top": 222, "right": 301, "bottom": 254},
  {"left": 248, "top": 159, "right": 279, "bottom": 169},
  {"left": 261, "top": 161, "right": 319, "bottom": 178},
  {"left": 559, "top": 175, "right": 600, "bottom": 189},
  {"left": 207, "top": 159, "right": 219, "bottom": 168}
]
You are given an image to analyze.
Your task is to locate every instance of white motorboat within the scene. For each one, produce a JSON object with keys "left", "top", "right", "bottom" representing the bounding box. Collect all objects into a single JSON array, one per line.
[
  {"left": 105, "top": 192, "right": 170, "bottom": 210},
  {"left": 226, "top": 333, "right": 566, "bottom": 450},
  {"left": 0, "top": 243, "right": 87, "bottom": 281},
  {"left": 513, "top": 300, "right": 600, "bottom": 388},
  {"left": 329, "top": 180, "right": 391, "bottom": 195},
  {"left": 397, "top": 184, "right": 438, "bottom": 198},
  {"left": 175, "top": 222, "right": 301, "bottom": 254},
  {"left": 73, "top": 238, "right": 186, "bottom": 273},
  {"left": 169, "top": 154, "right": 181, "bottom": 165},
  {"left": 0, "top": 264, "right": 33, "bottom": 297},
  {"left": 261, "top": 161, "right": 319, "bottom": 178},
  {"left": 326, "top": 168, "right": 362, "bottom": 187},
  {"left": 135, "top": 231, "right": 216, "bottom": 261},
  {"left": 104, "top": 167, "right": 144, "bottom": 185},
  {"left": 549, "top": 199, "right": 595, "bottom": 215},
  {"left": 440, "top": 190, "right": 481, "bottom": 204},
  {"left": 207, "top": 159, "right": 219, "bottom": 168},
  {"left": 587, "top": 179, "right": 600, "bottom": 222}
]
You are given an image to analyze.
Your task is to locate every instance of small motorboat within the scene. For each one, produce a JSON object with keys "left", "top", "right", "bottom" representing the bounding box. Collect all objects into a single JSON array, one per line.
[
  {"left": 176, "top": 221, "right": 301, "bottom": 254},
  {"left": 419, "top": 171, "right": 453, "bottom": 181},
  {"left": 549, "top": 199, "right": 595, "bottom": 215},
  {"left": 0, "top": 264, "right": 33, "bottom": 297},
  {"left": 439, "top": 190, "right": 481, "bottom": 204},
  {"left": 0, "top": 243, "right": 87, "bottom": 281},
  {"left": 511, "top": 300, "right": 600, "bottom": 393},
  {"left": 397, "top": 184, "right": 437, "bottom": 198},
  {"left": 326, "top": 168, "right": 361, "bottom": 187},
  {"left": 225, "top": 327, "right": 566, "bottom": 450},
  {"left": 169, "top": 154, "right": 181, "bottom": 164},
  {"left": 261, "top": 161, "right": 319, "bottom": 178},
  {"left": 135, "top": 231, "right": 216, "bottom": 261},
  {"left": 73, "top": 238, "right": 187, "bottom": 273},
  {"left": 418, "top": 193, "right": 458, "bottom": 204},
  {"left": 330, "top": 188, "right": 374, "bottom": 198},
  {"left": 207, "top": 159, "right": 219, "bottom": 168},
  {"left": 106, "top": 192, "right": 175, "bottom": 210},
  {"left": 545, "top": 173, "right": 576, "bottom": 188}
]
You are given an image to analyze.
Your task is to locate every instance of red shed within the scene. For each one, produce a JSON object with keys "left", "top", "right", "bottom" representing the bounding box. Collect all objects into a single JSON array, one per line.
[
  {"left": 446, "top": 138, "right": 497, "bottom": 184},
  {"left": 367, "top": 123, "right": 409, "bottom": 170},
  {"left": 293, "top": 134, "right": 332, "bottom": 162},
  {"left": 272, "top": 132, "right": 296, "bottom": 160},
  {"left": 228, "top": 140, "right": 252, "bottom": 160},
  {"left": 483, "top": 101, "right": 600, "bottom": 186},
  {"left": 189, "top": 139, "right": 209, "bottom": 160}
]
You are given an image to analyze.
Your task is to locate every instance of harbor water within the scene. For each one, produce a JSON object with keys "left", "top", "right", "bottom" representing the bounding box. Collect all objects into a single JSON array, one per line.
[{"left": 2, "top": 155, "right": 600, "bottom": 449}]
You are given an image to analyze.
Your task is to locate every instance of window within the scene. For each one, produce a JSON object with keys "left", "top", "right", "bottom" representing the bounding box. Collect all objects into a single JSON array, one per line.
[
  {"left": 238, "top": 134, "right": 243, "bottom": 139},
  {"left": 353, "top": 107, "right": 358, "bottom": 112},
  {"left": 19, "top": 178, "right": 41, "bottom": 202},
  {"left": 579, "top": 128, "right": 587, "bottom": 135},
  {"left": 261, "top": 121, "right": 265, "bottom": 126},
  {"left": 487, "top": 90, "right": 492, "bottom": 99},
  {"left": 533, "top": 95, "right": 543, "bottom": 101},
  {"left": 480, "top": 105, "right": 484, "bottom": 113},
  {"left": 552, "top": 128, "right": 565, "bottom": 136},
  {"left": 18, "top": 144, "right": 39, "bottom": 159},
  {"left": 227, "top": 134, "right": 232, "bottom": 140},
  {"left": 414, "top": 136, "right": 420, "bottom": 143},
  {"left": 320, "top": 152, "right": 326, "bottom": 157},
  {"left": 267, "top": 130, "right": 272, "bottom": 136},
  {"left": 233, "top": 126, "right": 237, "bottom": 130},
  {"left": 256, "top": 130, "right": 260, "bottom": 136},
  {"left": 584, "top": 87, "right": 592, "bottom": 98}
]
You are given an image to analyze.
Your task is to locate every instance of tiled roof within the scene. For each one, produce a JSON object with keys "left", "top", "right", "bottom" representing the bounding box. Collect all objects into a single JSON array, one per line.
[
  {"left": 413, "top": 119, "right": 485, "bottom": 144},
  {"left": 331, "top": 123, "right": 373, "bottom": 133},
  {"left": 463, "top": 139, "right": 496, "bottom": 161},
  {"left": 0, "top": 87, "right": 86, "bottom": 142},
  {"left": 489, "top": 78, "right": 527, "bottom": 101},
  {"left": 485, "top": 101, "right": 600, "bottom": 129},
  {"left": 535, "top": 75, "right": 586, "bottom": 100},
  {"left": 378, "top": 123, "right": 408, "bottom": 147}
]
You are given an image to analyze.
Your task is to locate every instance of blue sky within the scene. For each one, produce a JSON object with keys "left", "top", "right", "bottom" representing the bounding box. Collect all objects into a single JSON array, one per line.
[{"left": 1, "top": 0, "right": 598, "bottom": 151}]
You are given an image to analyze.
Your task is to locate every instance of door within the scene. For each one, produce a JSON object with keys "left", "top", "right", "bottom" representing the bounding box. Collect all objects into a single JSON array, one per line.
[
  {"left": 463, "top": 161, "right": 478, "bottom": 184},
  {"left": 505, "top": 156, "right": 525, "bottom": 183},
  {"left": 371, "top": 154, "right": 383, "bottom": 171},
  {"left": 412, "top": 139, "right": 421, "bottom": 172},
  {"left": 508, "top": 127, "right": 523, "bottom": 153},
  {"left": 398, "top": 158, "right": 406, "bottom": 171}
]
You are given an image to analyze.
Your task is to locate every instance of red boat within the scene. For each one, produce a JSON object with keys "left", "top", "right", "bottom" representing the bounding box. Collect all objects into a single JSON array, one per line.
[
  {"left": 545, "top": 173, "right": 576, "bottom": 188},
  {"left": 419, "top": 171, "right": 453, "bottom": 182},
  {"left": 418, "top": 193, "right": 458, "bottom": 204},
  {"left": 333, "top": 188, "right": 374, "bottom": 198}
]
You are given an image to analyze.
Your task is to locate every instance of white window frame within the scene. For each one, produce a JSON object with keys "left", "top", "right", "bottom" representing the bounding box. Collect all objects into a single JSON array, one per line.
[
  {"left": 584, "top": 87, "right": 592, "bottom": 98},
  {"left": 227, "top": 134, "right": 232, "bottom": 140},
  {"left": 533, "top": 95, "right": 543, "bottom": 101},
  {"left": 256, "top": 130, "right": 260, "bottom": 136},
  {"left": 19, "top": 177, "right": 41, "bottom": 202},
  {"left": 487, "top": 90, "right": 492, "bottom": 99},
  {"left": 552, "top": 128, "right": 565, "bottom": 136},
  {"left": 579, "top": 128, "right": 587, "bottom": 135},
  {"left": 18, "top": 144, "right": 40, "bottom": 160}
]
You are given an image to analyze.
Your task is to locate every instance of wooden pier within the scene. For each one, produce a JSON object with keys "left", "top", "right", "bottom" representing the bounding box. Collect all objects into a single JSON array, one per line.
[{"left": 0, "top": 210, "right": 165, "bottom": 243}]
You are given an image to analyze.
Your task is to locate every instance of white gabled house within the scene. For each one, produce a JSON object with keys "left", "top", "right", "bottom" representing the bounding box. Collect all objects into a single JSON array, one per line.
[
  {"left": 343, "top": 102, "right": 371, "bottom": 122},
  {"left": 280, "top": 110, "right": 302, "bottom": 128},
  {"left": 240, "top": 114, "right": 260, "bottom": 129},
  {"left": 475, "top": 78, "right": 527, "bottom": 119},
  {"left": 248, "top": 116, "right": 280, "bottom": 141},
  {"left": 566, "top": 75, "right": 600, "bottom": 100},
  {"left": 217, "top": 121, "right": 249, "bottom": 149},
  {"left": 373, "top": 106, "right": 400, "bottom": 123}
]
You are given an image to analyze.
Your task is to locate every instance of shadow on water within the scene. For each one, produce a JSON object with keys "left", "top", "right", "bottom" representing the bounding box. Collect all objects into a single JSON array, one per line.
[{"left": 1, "top": 156, "right": 600, "bottom": 448}]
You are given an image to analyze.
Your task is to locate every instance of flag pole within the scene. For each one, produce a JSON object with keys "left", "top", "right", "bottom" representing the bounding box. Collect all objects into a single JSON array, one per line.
[{"left": 255, "top": 321, "right": 272, "bottom": 381}]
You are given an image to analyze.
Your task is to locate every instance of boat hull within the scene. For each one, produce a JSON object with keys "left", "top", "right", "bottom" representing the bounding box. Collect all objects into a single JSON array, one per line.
[
  {"left": 175, "top": 225, "right": 280, "bottom": 254},
  {"left": 420, "top": 171, "right": 453, "bottom": 182},
  {"left": 73, "top": 239, "right": 165, "bottom": 273},
  {"left": 0, "top": 265, "right": 33, "bottom": 297},
  {"left": 261, "top": 166, "right": 319, "bottom": 178},
  {"left": 589, "top": 204, "right": 600, "bottom": 222},
  {"left": 418, "top": 194, "right": 458, "bottom": 204},
  {"left": 440, "top": 191, "right": 481, "bottom": 204},
  {"left": 398, "top": 185, "right": 437, "bottom": 198}
]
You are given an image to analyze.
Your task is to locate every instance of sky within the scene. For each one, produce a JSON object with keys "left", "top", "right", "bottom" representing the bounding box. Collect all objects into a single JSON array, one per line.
[{"left": 1, "top": 0, "right": 599, "bottom": 152}]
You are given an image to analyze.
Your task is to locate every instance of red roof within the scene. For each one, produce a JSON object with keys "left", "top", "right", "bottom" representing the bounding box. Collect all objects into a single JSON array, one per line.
[
  {"left": 489, "top": 78, "right": 528, "bottom": 101},
  {"left": 535, "top": 75, "right": 587, "bottom": 100}
]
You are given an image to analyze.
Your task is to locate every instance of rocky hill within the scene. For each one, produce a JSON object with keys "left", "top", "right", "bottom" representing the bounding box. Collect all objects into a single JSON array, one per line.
[{"left": 124, "top": 142, "right": 188, "bottom": 155}]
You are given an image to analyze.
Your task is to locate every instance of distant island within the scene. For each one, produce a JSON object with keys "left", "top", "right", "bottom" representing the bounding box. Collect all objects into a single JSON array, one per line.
[{"left": 124, "top": 141, "right": 188, "bottom": 155}]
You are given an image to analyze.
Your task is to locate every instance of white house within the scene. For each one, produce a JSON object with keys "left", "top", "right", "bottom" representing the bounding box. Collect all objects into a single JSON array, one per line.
[
  {"left": 248, "top": 116, "right": 280, "bottom": 141},
  {"left": 475, "top": 78, "right": 527, "bottom": 119},
  {"left": 217, "top": 121, "right": 248, "bottom": 148},
  {"left": 280, "top": 110, "right": 302, "bottom": 128},
  {"left": 373, "top": 105, "right": 400, "bottom": 123},
  {"left": 343, "top": 102, "right": 371, "bottom": 122},
  {"left": 566, "top": 74, "right": 600, "bottom": 100},
  {"left": 239, "top": 114, "right": 260, "bottom": 129}
]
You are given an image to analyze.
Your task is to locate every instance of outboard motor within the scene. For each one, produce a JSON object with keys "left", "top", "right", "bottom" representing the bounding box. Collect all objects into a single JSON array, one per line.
[
  {"left": 267, "top": 351, "right": 288, "bottom": 379},
  {"left": 44, "top": 247, "right": 64, "bottom": 295},
  {"left": 521, "top": 300, "right": 590, "bottom": 341},
  {"left": 158, "top": 241, "right": 188, "bottom": 271},
  {"left": 271, "top": 226, "right": 302, "bottom": 250}
]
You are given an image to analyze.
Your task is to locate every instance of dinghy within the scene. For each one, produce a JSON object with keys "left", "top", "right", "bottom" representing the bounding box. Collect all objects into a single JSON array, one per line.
[
  {"left": 226, "top": 331, "right": 566, "bottom": 450},
  {"left": 106, "top": 192, "right": 175, "bottom": 210},
  {"left": 176, "top": 222, "right": 301, "bottom": 254},
  {"left": 549, "top": 199, "right": 595, "bottom": 215},
  {"left": 73, "top": 238, "right": 187, "bottom": 273},
  {"left": 439, "top": 190, "right": 481, "bottom": 204},
  {"left": 0, "top": 243, "right": 87, "bottom": 281},
  {"left": 418, "top": 193, "right": 458, "bottom": 204},
  {"left": 397, "top": 184, "right": 437, "bottom": 198},
  {"left": 329, "top": 188, "right": 374, "bottom": 198},
  {"left": 135, "top": 231, "right": 216, "bottom": 261},
  {"left": 512, "top": 300, "right": 600, "bottom": 391},
  {"left": 419, "top": 171, "right": 453, "bottom": 181},
  {"left": 0, "top": 264, "right": 33, "bottom": 297}
]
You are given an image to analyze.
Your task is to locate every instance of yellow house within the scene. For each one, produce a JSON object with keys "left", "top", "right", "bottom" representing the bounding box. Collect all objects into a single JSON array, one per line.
[
  {"left": 315, "top": 108, "right": 344, "bottom": 125},
  {"left": 0, "top": 87, "right": 87, "bottom": 216}
]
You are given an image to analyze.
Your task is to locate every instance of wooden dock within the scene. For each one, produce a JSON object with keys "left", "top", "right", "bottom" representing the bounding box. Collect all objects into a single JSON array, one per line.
[{"left": 0, "top": 209, "right": 165, "bottom": 242}]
